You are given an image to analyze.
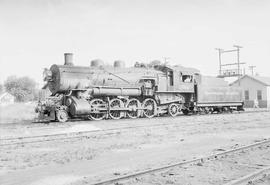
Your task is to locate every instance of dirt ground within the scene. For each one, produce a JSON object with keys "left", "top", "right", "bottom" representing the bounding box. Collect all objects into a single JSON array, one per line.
[
  {"left": 0, "top": 103, "right": 36, "bottom": 124},
  {"left": 120, "top": 142, "right": 270, "bottom": 185},
  {"left": 0, "top": 111, "right": 270, "bottom": 185},
  {"left": 251, "top": 174, "right": 270, "bottom": 185}
]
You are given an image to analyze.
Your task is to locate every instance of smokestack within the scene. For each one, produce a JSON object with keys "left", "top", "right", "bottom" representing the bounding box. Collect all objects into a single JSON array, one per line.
[{"left": 64, "top": 53, "right": 74, "bottom": 66}]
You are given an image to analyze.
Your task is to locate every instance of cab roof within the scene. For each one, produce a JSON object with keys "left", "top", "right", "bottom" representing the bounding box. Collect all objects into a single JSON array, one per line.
[{"left": 154, "top": 65, "right": 200, "bottom": 75}]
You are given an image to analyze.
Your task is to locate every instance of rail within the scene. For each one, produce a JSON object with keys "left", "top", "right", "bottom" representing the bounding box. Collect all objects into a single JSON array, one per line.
[{"left": 90, "top": 139, "right": 270, "bottom": 185}]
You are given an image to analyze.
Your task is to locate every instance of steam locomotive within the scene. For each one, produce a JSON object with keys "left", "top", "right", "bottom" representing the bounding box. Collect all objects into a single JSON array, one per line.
[{"left": 35, "top": 53, "right": 244, "bottom": 122}]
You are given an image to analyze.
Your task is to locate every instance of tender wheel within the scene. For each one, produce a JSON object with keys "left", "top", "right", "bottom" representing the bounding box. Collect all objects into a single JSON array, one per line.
[
  {"left": 223, "top": 107, "right": 230, "bottom": 113},
  {"left": 142, "top": 98, "right": 157, "bottom": 118},
  {"left": 109, "top": 98, "right": 124, "bottom": 119},
  {"left": 168, "top": 103, "right": 179, "bottom": 117},
  {"left": 126, "top": 98, "right": 141, "bottom": 118},
  {"left": 56, "top": 110, "right": 68, "bottom": 123},
  {"left": 197, "top": 107, "right": 204, "bottom": 115},
  {"left": 204, "top": 107, "right": 210, "bottom": 114},
  {"left": 182, "top": 109, "right": 189, "bottom": 115},
  {"left": 89, "top": 99, "right": 106, "bottom": 121}
]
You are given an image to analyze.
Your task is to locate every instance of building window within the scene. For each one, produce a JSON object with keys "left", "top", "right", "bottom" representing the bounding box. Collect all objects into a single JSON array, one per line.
[
  {"left": 244, "top": 90, "right": 249, "bottom": 100},
  {"left": 257, "top": 90, "right": 262, "bottom": 100}
]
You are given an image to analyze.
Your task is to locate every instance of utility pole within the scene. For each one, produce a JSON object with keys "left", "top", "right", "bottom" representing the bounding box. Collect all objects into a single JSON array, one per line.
[
  {"left": 233, "top": 45, "right": 243, "bottom": 81},
  {"left": 215, "top": 48, "right": 223, "bottom": 76},
  {"left": 249, "top": 65, "right": 256, "bottom": 75},
  {"left": 216, "top": 45, "right": 245, "bottom": 79}
]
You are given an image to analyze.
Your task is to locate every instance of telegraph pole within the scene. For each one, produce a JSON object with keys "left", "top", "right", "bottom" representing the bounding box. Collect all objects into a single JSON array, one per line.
[
  {"left": 233, "top": 45, "right": 243, "bottom": 81},
  {"left": 215, "top": 48, "right": 223, "bottom": 76},
  {"left": 249, "top": 65, "right": 256, "bottom": 75},
  {"left": 216, "top": 45, "right": 245, "bottom": 79}
]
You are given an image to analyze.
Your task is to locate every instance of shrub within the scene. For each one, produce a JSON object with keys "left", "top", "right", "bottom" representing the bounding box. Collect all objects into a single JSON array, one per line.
[{"left": 4, "top": 76, "right": 38, "bottom": 102}]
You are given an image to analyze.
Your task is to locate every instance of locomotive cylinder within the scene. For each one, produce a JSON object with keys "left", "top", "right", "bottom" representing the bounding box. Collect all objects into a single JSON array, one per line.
[{"left": 69, "top": 97, "right": 91, "bottom": 116}]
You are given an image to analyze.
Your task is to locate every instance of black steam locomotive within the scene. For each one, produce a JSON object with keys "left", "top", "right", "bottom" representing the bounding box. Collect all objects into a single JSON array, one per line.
[{"left": 35, "top": 53, "right": 244, "bottom": 122}]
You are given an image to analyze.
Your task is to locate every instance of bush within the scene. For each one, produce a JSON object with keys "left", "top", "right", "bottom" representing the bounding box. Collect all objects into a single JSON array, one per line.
[
  {"left": 4, "top": 76, "right": 38, "bottom": 102},
  {"left": 0, "top": 84, "right": 3, "bottom": 94}
]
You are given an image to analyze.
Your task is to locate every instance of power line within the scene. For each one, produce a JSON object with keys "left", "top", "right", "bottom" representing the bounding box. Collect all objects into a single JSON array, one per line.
[{"left": 215, "top": 45, "right": 245, "bottom": 79}]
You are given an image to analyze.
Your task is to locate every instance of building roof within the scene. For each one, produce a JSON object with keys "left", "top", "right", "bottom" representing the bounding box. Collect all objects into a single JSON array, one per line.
[
  {"left": 251, "top": 76, "right": 270, "bottom": 86},
  {"left": 231, "top": 75, "right": 270, "bottom": 86},
  {"left": 0, "top": 92, "right": 8, "bottom": 99},
  {"left": 0, "top": 92, "right": 15, "bottom": 100}
]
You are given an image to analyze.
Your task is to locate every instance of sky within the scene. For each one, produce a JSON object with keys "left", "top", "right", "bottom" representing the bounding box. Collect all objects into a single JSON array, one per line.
[{"left": 0, "top": 0, "right": 270, "bottom": 86}]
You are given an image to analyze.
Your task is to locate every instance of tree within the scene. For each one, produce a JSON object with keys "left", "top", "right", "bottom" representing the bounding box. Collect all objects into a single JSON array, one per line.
[
  {"left": 148, "top": 60, "right": 161, "bottom": 67},
  {"left": 4, "top": 76, "right": 38, "bottom": 102},
  {"left": 0, "top": 84, "right": 3, "bottom": 94}
]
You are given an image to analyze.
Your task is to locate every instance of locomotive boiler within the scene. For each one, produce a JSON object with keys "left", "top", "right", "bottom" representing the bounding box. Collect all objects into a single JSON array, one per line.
[{"left": 35, "top": 53, "right": 244, "bottom": 122}]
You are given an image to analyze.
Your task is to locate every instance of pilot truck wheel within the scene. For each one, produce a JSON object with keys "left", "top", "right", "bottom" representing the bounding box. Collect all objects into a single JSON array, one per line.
[{"left": 56, "top": 110, "right": 68, "bottom": 123}]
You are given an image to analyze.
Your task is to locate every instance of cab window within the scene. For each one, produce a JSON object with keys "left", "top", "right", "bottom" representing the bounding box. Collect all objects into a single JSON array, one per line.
[
  {"left": 168, "top": 71, "right": 174, "bottom": 86},
  {"left": 182, "top": 75, "right": 193, "bottom": 83}
]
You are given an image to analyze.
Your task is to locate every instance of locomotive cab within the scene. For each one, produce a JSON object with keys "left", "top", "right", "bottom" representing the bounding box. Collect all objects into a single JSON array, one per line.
[{"left": 155, "top": 65, "right": 199, "bottom": 93}]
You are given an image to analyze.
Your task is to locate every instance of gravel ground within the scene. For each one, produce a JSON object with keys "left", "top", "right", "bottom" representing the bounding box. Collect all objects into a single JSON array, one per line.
[
  {"left": 0, "top": 111, "right": 270, "bottom": 185},
  {"left": 119, "top": 143, "right": 270, "bottom": 185},
  {"left": 250, "top": 174, "right": 270, "bottom": 185}
]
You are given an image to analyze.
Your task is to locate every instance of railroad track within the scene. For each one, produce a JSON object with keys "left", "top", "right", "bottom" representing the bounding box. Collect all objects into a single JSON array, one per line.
[
  {"left": 224, "top": 166, "right": 270, "bottom": 185},
  {"left": 1, "top": 108, "right": 268, "bottom": 129},
  {"left": 0, "top": 120, "right": 203, "bottom": 146},
  {"left": 87, "top": 138, "right": 270, "bottom": 185},
  {"left": 0, "top": 124, "right": 158, "bottom": 147},
  {"left": 0, "top": 110, "right": 269, "bottom": 147}
]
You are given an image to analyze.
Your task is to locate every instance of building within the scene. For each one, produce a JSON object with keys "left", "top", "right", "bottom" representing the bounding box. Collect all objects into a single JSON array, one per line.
[
  {"left": 231, "top": 75, "right": 270, "bottom": 108},
  {"left": 0, "top": 92, "right": 15, "bottom": 105}
]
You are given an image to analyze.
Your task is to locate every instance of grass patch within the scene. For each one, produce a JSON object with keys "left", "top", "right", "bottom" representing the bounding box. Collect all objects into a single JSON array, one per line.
[{"left": 0, "top": 102, "right": 36, "bottom": 124}]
